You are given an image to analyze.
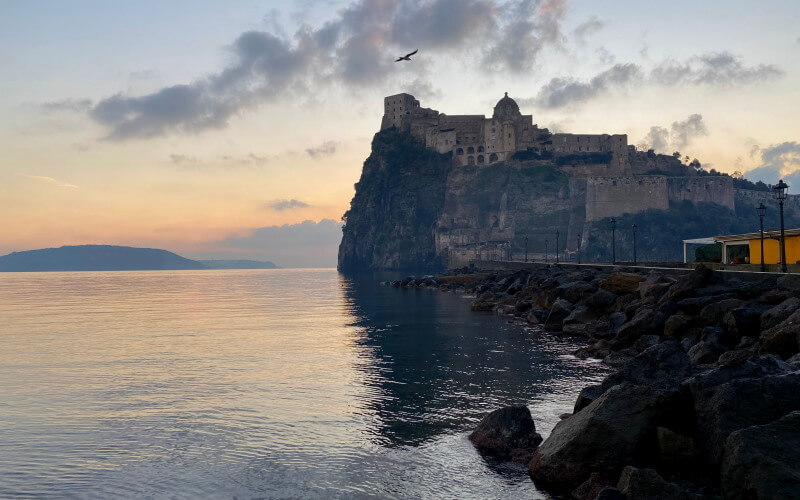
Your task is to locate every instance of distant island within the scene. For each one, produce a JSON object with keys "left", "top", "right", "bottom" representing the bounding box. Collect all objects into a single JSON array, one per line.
[
  {"left": 198, "top": 259, "right": 279, "bottom": 269},
  {"left": 0, "top": 245, "right": 281, "bottom": 272}
]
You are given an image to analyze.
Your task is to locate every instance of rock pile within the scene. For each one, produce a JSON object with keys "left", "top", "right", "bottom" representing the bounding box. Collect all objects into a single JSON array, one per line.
[{"left": 387, "top": 265, "right": 800, "bottom": 499}]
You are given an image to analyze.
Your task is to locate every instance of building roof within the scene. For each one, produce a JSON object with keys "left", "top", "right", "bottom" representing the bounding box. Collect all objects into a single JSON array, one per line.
[
  {"left": 493, "top": 92, "right": 521, "bottom": 120},
  {"left": 713, "top": 228, "right": 800, "bottom": 243}
]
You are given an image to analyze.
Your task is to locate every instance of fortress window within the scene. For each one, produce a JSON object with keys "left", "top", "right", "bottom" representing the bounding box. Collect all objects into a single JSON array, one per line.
[
  {"left": 478, "top": 155, "right": 485, "bottom": 164},
  {"left": 478, "top": 146, "right": 484, "bottom": 153},
  {"left": 467, "top": 146, "right": 475, "bottom": 154},
  {"left": 456, "top": 148, "right": 464, "bottom": 155},
  {"left": 490, "top": 153, "right": 498, "bottom": 162},
  {"left": 468, "top": 156, "right": 475, "bottom": 165},
  {"left": 492, "top": 128, "right": 496, "bottom": 133}
]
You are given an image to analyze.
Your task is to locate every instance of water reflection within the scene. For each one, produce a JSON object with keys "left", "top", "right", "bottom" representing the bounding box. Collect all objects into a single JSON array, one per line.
[{"left": 340, "top": 272, "right": 610, "bottom": 446}]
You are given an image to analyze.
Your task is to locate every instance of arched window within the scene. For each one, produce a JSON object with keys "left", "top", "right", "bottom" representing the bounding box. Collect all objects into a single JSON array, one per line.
[
  {"left": 477, "top": 155, "right": 485, "bottom": 164},
  {"left": 467, "top": 156, "right": 475, "bottom": 165},
  {"left": 456, "top": 148, "right": 464, "bottom": 155},
  {"left": 467, "top": 146, "right": 475, "bottom": 154},
  {"left": 489, "top": 153, "right": 498, "bottom": 163},
  {"left": 477, "top": 145, "right": 484, "bottom": 153}
]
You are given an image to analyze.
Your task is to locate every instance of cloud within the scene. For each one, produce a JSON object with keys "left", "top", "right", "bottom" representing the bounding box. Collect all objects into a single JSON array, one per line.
[
  {"left": 38, "top": 99, "right": 93, "bottom": 113},
  {"left": 483, "top": 0, "right": 567, "bottom": 73},
  {"left": 530, "top": 63, "right": 641, "bottom": 108},
  {"left": 669, "top": 113, "right": 707, "bottom": 149},
  {"left": 268, "top": 199, "right": 311, "bottom": 210},
  {"left": 637, "top": 126, "right": 669, "bottom": 151},
  {"left": 205, "top": 219, "right": 343, "bottom": 267},
  {"left": 745, "top": 142, "right": 800, "bottom": 186},
  {"left": 637, "top": 114, "right": 708, "bottom": 152},
  {"left": 572, "top": 15, "right": 604, "bottom": 43},
  {"left": 526, "top": 51, "right": 783, "bottom": 109},
  {"left": 169, "top": 154, "right": 200, "bottom": 165},
  {"left": 85, "top": 0, "right": 568, "bottom": 139},
  {"left": 22, "top": 175, "right": 78, "bottom": 189},
  {"left": 305, "top": 141, "right": 338, "bottom": 158},
  {"left": 650, "top": 52, "right": 783, "bottom": 86}
]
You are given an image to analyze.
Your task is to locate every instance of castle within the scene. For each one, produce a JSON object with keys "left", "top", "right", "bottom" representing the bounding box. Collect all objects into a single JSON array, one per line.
[{"left": 381, "top": 92, "right": 630, "bottom": 174}]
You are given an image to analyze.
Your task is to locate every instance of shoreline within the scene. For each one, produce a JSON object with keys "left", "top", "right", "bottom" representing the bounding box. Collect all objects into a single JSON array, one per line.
[{"left": 384, "top": 264, "right": 800, "bottom": 499}]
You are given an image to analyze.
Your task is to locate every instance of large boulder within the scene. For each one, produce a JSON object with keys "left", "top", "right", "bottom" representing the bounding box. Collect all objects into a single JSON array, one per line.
[
  {"left": 777, "top": 274, "right": 800, "bottom": 293},
  {"left": 722, "top": 302, "right": 772, "bottom": 338},
  {"left": 556, "top": 281, "right": 597, "bottom": 304},
  {"left": 529, "top": 383, "right": 676, "bottom": 492},
  {"left": 587, "top": 289, "right": 618, "bottom": 311},
  {"left": 659, "top": 265, "right": 714, "bottom": 304},
  {"left": 663, "top": 314, "right": 692, "bottom": 338},
  {"left": 602, "top": 342, "right": 693, "bottom": 394},
  {"left": 468, "top": 405, "right": 543, "bottom": 459},
  {"left": 683, "top": 356, "right": 800, "bottom": 466},
  {"left": 610, "top": 308, "right": 666, "bottom": 350},
  {"left": 697, "top": 298, "right": 746, "bottom": 326},
  {"left": 688, "top": 340, "right": 727, "bottom": 365},
  {"left": 573, "top": 384, "right": 603, "bottom": 413},
  {"left": 676, "top": 294, "right": 738, "bottom": 315},
  {"left": 759, "top": 308, "right": 800, "bottom": 359},
  {"left": 617, "top": 466, "right": 701, "bottom": 500},
  {"left": 639, "top": 273, "right": 675, "bottom": 302},
  {"left": 545, "top": 298, "right": 574, "bottom": 332},
  {"left": 563, "top": 304, "right": 598, "bottom": 326},
  {"left": 721, "top": 411, "right": 800, "bottom": 500},
  {"left": 761, "top": 297, "right": 800, "bottom": 331},
  {"left": 600, "top": 272, "right": 646, "bottom": 295}
]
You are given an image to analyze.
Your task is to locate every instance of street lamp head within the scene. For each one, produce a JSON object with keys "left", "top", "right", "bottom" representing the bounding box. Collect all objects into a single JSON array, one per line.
[
  {"left": 757, "top": 202, "right": 767, "bottom": 218},
  {"left": 632, "top": 224, "right": 637, "bottom": 231},
  {"left": 610, "top": 218, "right": 617, "bottom": 229},
  {"left": 773, "top": 179, "right": 789, "bottom": 201}
]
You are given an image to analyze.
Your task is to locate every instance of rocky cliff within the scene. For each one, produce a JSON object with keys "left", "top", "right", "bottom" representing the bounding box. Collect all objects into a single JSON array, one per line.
[{"left": 338, "top": 129, "right": 451, "bottom": 271}]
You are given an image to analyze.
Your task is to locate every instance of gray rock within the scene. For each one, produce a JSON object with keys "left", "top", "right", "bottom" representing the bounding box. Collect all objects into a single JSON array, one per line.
[
  {"left": 563, "top": 304, "right": 597, "bottom": 325},
  {"left": 722, "top": 411, "right": 800, "bottom": 500},
  {"left": 684, "top": 356, "right": 800, "bottom": 466},
  {"left": 602, "top": 341, "right": 692, "bottom": 393},
  {"left": 689, "top": 341, "right": 726, "bottom": 365},
  {"left": 545, "top": 298, "right": 574, "bottom": 332},
  {"left": 609, "top": 312, "right": 627, "bottom": 334},
  {"left": 600, "top": 272, "right": 646, "bottom": 295},
  {"left": 659, "top": 264, "right": 713, "bottom": 304},
  {"left": 529, "top": 383, "right": 679, "bottom": 491},
  {"left": 697, "top": 299, "right": 746, "bottom": 326},
  {"left": 777, "top": 274, "right": 800, "bottom": 292},
  {"left": 617, "top": 466, "right": 701, "bottom": 500},
  {"left": 468, "top": 405, "right": 543, "bottom": 458},
  {"left": 595, "top": 487, "right": 625, "bottom": 500},
  {"left": 587, "top": 288, "right": 618, "bottom": 311},
  {"left": 759, "top": 308, "right": 800, "bottom": 359},
  {"left": 722, "top": 302, "right": 772, "bottom": 338},
  {"left": 610, "top": 308, "right": 666, "bottom": 350},
  {"left": 664, "top": 314, "right": 692, "bottom": 338},
  {"left": 557, "top": 281, "right": 597, "bottom": 304},
  {"left": 677, "top": 294, "right": 738, "bottom": 314},
  {"left": 761, "top": 297, "right": 800, "bottom": 331},
  {"left": 573, "top": 384, "right": 603, "bottom": 413}
]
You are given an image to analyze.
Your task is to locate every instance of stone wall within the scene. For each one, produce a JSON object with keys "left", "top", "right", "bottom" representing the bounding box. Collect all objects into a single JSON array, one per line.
[
  {"left": 585, "top": 176, "right": 669, "bottom": 221},
  {"left": 667, "top": 177, "right": 734, "bottom": 210}
]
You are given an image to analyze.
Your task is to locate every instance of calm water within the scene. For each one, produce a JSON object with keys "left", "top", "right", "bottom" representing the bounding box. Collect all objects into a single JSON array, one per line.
[{"left": 0, "top": 269, "right": 609, "bottom": 499}]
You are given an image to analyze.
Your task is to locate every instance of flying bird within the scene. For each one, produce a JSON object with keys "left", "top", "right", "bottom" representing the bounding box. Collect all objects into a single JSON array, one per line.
[{"left": 395, "top": 49, "right": 418, "bottom": 62}]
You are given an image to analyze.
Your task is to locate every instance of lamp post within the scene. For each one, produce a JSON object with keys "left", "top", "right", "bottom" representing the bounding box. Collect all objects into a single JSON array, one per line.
[
  {"left": 577, "top": 233, "right": 582, "bottom": 264},
  {"left": 545, "top": 239, "right": 549, "bottom": 263},
  {"left": 757, "top": 202, "right": 767, "bottom": 272},
  {"left": 610, "top": 218, "right": 617, "bottom": 264},
  {"left": 556, "top": 230, "right": 560, "bottom": 263},
  {"left": 774, "top": 180, "right": 789, "bottom": 273},
  {"left": 632, "top": 224, "right": 638, "bottom": 265},
  {"left": 524, "top": 235, "right": 528, "bottom": 263}
]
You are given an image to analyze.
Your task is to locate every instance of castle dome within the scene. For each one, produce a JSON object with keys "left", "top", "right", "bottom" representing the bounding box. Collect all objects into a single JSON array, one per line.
[{"left": 493, "top": 92, "right": 521, "bottom": 120}]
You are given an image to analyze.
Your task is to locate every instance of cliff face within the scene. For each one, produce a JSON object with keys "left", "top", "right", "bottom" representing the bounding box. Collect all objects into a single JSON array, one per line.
[{"left": 338, "top": 129, "right": 451, "bottom": 271}]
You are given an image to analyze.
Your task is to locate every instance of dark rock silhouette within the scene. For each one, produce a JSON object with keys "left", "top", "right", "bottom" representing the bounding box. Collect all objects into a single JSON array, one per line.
[{"left": 0, "top": 245, "right": 206, "bottom": 272}]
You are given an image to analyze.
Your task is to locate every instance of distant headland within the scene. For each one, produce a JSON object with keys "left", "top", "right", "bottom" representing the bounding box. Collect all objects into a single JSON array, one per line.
[{"left": 0, "top": 245, "right": 280, "bottom": 272}]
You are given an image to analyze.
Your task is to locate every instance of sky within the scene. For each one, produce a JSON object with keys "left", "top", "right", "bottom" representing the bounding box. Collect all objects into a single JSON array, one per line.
[{"left": 1, "top": 0, "right": 799, "bottom": 267}]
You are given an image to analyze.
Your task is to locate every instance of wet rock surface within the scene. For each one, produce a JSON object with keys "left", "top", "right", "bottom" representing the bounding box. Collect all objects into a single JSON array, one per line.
[{"left": 386, "top": 264, "right": 800, "bottom": 499}]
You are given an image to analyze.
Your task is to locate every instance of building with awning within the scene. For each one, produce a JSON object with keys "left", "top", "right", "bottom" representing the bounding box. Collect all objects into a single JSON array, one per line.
[{"left": 683, "top": 229, "right": 800, "bottom": 264}]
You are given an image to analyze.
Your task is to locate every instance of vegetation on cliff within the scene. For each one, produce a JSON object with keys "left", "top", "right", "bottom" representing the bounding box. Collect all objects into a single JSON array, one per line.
[{"left": 338, "top": 128, "right": 451, "bottom": 271}]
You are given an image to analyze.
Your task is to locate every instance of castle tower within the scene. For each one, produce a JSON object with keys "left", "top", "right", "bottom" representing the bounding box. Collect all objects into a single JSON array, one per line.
[{"left": 492, "top": 92, "right": 522, "bottom": 121}]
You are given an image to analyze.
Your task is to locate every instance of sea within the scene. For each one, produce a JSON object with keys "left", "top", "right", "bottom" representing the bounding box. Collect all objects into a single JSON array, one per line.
[{"left": 0, "top": 269, "right": 609, "bottom": 499}]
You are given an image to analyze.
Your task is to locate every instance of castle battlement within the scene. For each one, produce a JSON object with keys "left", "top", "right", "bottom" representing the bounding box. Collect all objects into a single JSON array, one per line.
[{"left": 381, "top": 92, "right": 629, "bottom": 173}]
